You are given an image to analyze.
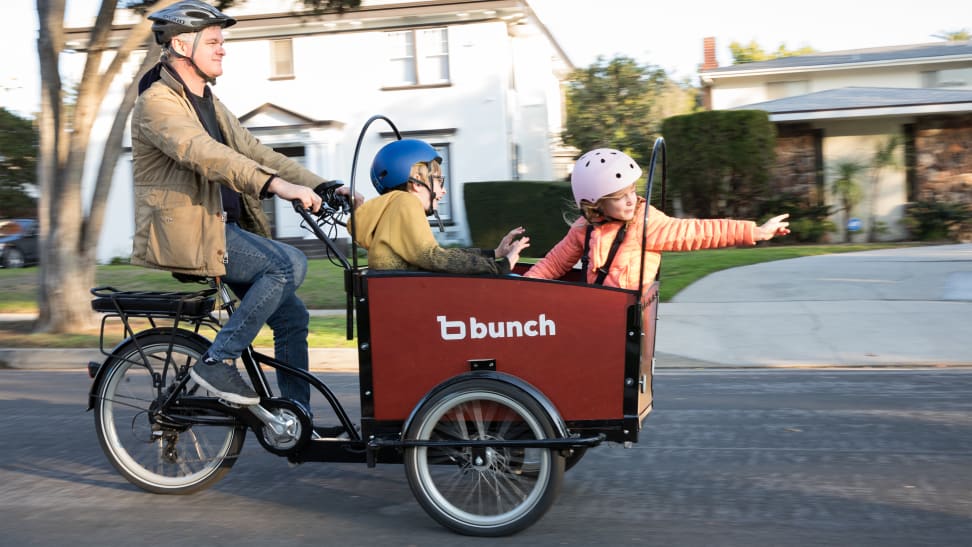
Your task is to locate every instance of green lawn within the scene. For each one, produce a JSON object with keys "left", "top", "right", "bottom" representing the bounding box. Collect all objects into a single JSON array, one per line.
[{"left": 0, "top": 243, "right": 913, "bottom": 347}]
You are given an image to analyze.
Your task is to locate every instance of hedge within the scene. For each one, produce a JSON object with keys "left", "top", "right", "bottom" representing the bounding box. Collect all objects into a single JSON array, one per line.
[{"left": 464, "top": 180, "right": 576, "bottom": 258}]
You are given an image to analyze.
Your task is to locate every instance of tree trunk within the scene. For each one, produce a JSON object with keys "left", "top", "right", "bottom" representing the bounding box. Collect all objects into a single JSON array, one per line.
[
  {"left": 35, "top": 0, "right": 70, "bottom": 332},
  {"left": 33, "top": 0, "right": 173, "bottom": 333}
]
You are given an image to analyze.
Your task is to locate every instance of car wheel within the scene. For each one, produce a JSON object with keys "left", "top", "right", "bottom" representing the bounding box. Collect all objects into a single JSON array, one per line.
[{"left": 2, "top": 248, "right": 25, "bottom": 268}]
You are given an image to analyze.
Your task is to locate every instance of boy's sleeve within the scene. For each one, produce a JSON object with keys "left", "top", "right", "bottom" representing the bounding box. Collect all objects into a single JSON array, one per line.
[{"left": 391, "top": 198, "right": 507, "bottom": 274}]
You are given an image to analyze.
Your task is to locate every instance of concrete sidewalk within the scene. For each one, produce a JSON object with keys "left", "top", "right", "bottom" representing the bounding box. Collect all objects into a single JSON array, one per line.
[
  {"left": 2, "top": 244, "right": 970, "bottom": 371},
  {"left": 655, "top": 243, "right": 972, "bottom": 368}
]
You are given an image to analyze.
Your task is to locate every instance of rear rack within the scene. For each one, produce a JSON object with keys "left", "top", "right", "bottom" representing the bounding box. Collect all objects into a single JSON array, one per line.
[
  {"left": 90, "top": 286, "right": 217, "bottom": 318},
  {"left": 89, "top": 286, "right": 220, "bottom": 356}
]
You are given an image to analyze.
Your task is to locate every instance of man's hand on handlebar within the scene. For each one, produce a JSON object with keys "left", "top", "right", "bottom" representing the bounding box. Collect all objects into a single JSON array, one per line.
[{"left": 271, "top": 177, "right": 322, "bottom": 213}]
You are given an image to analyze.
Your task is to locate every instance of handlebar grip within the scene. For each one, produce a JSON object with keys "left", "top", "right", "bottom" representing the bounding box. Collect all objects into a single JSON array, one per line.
[{"left": 313, "top": 182, "right": 351, "bottom": 212}]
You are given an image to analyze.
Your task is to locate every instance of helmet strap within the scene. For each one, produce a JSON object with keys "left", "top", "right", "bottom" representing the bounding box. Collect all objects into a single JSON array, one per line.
[
  {"left": 168, "top": 31, "right": 217, "bottom": 85},
  {"left": 432, "top": 210, "right": 445, "bottom": 233},
  {"left": 407, "top": 177, "right": 441, "bottom": 222}
]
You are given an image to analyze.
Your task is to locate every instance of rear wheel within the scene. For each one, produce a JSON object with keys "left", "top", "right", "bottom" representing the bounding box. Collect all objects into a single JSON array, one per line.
[
  {"left": 93, "top": 331, "right": 245, "bottom": 494},
  {"left": 404, "top": 379, "right": 564, "bottom": 536}
]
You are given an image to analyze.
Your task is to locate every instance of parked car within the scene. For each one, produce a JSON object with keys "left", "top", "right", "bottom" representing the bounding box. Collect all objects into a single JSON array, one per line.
[{"left": 0, "top": 219, "right": 39, "bottom": 268}]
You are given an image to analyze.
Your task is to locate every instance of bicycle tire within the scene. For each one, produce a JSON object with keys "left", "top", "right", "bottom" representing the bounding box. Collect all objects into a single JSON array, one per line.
[
  {"left": 93, "top": 330, "right": 245, "bottom": 494},
  {"left": 404, "top": 378, "right": 564, "bottom": 536}
]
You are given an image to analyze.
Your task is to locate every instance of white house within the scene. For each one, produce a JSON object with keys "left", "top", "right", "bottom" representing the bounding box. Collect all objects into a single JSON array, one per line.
[
  {"left": 699, "top": 38, "right": 972, "bottom": 241},
  {"left": 66, "top": 0, "right": 574, "bottom": 262}
]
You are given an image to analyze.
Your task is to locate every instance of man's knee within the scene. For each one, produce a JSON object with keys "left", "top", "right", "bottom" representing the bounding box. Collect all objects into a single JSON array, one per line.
[
  {"left": 269, "top": 295, "right": 309, "bottom": 330},
  {"left": 293, "top": 252, "right": 308, "bottom": 287},
  {"left": 279, "top": 243, "right": 308, "bottom": 287}
]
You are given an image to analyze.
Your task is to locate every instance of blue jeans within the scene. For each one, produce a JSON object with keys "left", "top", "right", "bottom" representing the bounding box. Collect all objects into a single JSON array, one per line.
[{"left": 206, "top": 223, "right": 311, "bottom": 409}]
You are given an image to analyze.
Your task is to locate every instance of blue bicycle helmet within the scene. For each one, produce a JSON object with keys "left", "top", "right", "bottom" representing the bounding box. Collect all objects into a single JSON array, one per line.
[{"left": 370, "top": 139, "right": 442, "bottom": 195}]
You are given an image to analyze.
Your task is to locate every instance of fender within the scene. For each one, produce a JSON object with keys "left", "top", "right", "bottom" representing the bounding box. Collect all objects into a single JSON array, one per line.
[
  {"left": 87, "top": 327, "right": 211, "bottom": 410},
  {"left": 401, "top": 371, "right": 571, "bottom": 441}
]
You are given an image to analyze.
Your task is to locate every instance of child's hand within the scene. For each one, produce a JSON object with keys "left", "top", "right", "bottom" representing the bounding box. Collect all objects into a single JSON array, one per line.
[
  {"left": 756, "top": 214, "right": 790, "bottom": 241},
  {"left": 495, "top": 227, "right": 527, "bottom": 257},
  {"left": 504, "top": 237, "right": 531, "bottom": 268}
]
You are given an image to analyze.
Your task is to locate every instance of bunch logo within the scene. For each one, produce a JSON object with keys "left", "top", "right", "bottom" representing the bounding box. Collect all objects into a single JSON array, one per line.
[{"left": 437, "top": 314, "right": 556, "bottom": 341}]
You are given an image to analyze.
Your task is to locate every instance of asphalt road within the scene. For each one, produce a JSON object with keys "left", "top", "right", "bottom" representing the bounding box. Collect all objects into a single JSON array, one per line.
[{"left": 1, "top": 369, "right": 970, "bottom": 546}]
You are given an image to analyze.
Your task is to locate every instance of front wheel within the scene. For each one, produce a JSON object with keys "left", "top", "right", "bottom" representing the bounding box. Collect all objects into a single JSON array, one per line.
[
  {"left": 93, "top": 330, "right": 245, "bottom": 494},
  {"left": 404, "top": 379, "right": 565, "bottom": 536}
]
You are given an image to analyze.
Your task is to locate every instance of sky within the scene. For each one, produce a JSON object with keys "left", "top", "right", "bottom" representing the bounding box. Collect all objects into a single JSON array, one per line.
[
  {"left": 527, "top": 0, "right": 965, "bottom": 77},
  {"left": 0, "top": 0, "right": 966, "bottom": 118}
]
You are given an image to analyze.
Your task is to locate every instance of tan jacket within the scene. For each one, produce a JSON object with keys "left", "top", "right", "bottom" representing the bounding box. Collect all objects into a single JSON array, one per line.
[{"left": 130, "top": 65, "right": 329, "bottom": 276}]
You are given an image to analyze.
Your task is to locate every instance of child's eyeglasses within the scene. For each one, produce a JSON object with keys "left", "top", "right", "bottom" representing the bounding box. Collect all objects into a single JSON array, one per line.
[{"left": 430, "top": 175, "right": 446, "bottom": 186}]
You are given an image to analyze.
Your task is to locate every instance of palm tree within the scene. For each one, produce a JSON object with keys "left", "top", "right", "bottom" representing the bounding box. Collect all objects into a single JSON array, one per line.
[
  {"left": 865, "top": 136, "right": 902, "bottom": 242},
  {"left": 832, "top": 161, "right": 865, "bottom": 242}
]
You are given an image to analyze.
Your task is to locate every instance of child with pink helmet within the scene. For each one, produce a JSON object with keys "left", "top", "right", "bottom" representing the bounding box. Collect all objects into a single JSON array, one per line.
[{"left": 523, "top": 148, "right": 790, "bottom": 289}]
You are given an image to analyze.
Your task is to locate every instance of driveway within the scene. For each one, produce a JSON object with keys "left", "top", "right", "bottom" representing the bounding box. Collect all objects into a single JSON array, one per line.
[{"left": 655, "top": 244, "right": 972, "bottom": 367}]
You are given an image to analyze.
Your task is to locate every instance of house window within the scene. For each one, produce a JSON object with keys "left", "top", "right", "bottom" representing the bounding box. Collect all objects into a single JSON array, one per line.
[
  {"left": 922, "top": 68, "right": 972, "bottom": 88},
  {"left": 270, "top": 39, "right": 294, "bottom": 80},
  {"left": 385, "top": 28, "right": 450, "bottom": 88}
]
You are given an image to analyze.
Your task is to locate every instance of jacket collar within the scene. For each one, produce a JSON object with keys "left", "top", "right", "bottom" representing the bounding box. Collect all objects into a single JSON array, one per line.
[{"left": 158, "top": 63, "right": 215, "bottom": 101}]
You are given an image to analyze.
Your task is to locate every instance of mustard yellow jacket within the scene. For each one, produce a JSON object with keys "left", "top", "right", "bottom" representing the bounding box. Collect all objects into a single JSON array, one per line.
[
  {"left": 350, "top": 191, "right": 508, "bottom": 274},
  {"left": 130, "top": 65, "right": 329, "bottom": 276},
  {"left": 525, "top": 198, "right": 757, "bottom": 289}
]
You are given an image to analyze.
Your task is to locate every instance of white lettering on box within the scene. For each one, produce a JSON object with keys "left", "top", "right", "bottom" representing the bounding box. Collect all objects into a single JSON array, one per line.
[{"left": 437, "top": 314, "right": 556, "bottom": 341}]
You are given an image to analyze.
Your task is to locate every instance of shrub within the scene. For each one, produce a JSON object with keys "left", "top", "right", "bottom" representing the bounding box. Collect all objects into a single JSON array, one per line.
[
  {"left": 661, "top": 110, "right": 776, "bottom": 219},
  {"left": 757, "top": 193, "right": 835, "bottom": 243},
  {"left": 464, "top": 181, "right": 575, "bottom": 258},
  {"left": 902, "top": 200, "right": 972, "bottom": 241}
]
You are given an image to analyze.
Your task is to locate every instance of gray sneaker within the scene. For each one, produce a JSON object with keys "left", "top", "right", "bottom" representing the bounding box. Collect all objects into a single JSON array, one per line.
[{"left": 190, "top": 357, "right": 260, "bottom": 406}]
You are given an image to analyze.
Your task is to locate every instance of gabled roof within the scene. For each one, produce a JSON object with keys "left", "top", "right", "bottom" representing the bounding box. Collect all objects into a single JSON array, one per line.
[
  {"left": 239, "top": 103, "right": 344, "bottom": 131},
  {"left": 733, "top": 86, "right": 972, "bottom": 122},
  {"left": 701, "top": 41, "right": 972, "bottom": 80}
]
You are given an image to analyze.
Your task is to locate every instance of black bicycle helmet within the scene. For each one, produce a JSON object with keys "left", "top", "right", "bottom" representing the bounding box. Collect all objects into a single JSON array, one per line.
[{"left": 149, "top": 0, "right": 237, "bottom": 46}]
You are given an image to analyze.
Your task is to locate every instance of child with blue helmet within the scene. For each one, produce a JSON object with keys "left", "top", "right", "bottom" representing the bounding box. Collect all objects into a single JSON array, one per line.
[{"left": 351, "top": 139, "right": 529, "bottom": 273}]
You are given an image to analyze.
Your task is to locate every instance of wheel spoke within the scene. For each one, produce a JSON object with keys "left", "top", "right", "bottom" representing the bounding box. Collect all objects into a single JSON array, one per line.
[
  {"left": 94, "top": 334, "right": 243, "bottom": 494},
  {"left": 405, "top": 381, "right": 563, "bottom": 536}
]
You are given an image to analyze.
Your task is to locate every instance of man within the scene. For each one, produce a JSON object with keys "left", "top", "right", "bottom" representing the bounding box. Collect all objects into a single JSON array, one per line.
[{"left": 131, "top": 1, "right": 361, "bottom": 414}]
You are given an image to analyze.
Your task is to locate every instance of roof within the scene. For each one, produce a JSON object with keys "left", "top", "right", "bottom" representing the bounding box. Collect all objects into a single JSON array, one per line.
[
  {"left": 701, "top": 41, "right": 972, "bottom": 79},
  {"left": 733, "top": 86, "right": 972, "bottom": 122}
]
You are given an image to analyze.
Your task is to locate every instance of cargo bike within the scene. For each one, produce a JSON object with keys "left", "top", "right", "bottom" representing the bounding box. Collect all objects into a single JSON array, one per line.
[{"left": 87, "top": 119, "right": 665, "bottom": 536}]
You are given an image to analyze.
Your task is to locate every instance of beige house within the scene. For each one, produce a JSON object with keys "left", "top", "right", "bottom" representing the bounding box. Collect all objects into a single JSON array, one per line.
[{"left": 699, "top": 38, "right": 972, "bottom": 241}]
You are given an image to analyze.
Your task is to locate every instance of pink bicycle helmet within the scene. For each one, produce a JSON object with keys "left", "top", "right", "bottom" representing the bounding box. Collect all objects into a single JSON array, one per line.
[{"left": 570, "top": 148, "right": 643, "bottom": 207}]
